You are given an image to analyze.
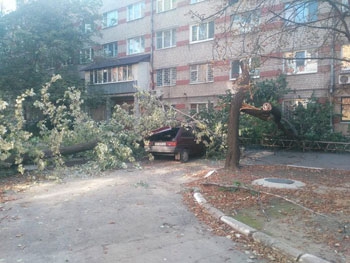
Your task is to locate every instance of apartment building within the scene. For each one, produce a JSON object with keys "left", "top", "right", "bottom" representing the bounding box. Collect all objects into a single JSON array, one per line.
[{"left": 81, "top": 0, "right": 350, "bottom": 136}]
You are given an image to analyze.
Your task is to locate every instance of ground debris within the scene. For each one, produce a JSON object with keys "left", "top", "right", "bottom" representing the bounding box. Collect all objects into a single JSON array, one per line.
[{"left": 183, "top": 165, "right": 350, "bottom": 263}]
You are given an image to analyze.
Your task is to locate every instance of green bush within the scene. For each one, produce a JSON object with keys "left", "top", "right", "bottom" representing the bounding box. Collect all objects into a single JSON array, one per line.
[{"left": 289, "top": 97, "right": 346, "bottom": 142}]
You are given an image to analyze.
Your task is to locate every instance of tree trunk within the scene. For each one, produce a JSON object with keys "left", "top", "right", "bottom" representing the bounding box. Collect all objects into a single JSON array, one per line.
[
  {"left": 224, "top": 88, "right": 246, "bottom": 170},
  {"left": 3, "top": 140, "right": 98, "bottom": 165}
]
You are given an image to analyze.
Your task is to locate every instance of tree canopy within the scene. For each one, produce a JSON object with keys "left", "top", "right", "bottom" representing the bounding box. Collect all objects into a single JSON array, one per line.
[{"left": 0, "top": 0, "right": 102, "bottom": 99}]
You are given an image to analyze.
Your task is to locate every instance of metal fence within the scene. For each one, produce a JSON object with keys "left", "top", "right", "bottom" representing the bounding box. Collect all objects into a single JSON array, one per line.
[{"left": 240, "top": 137, "right": 350, "bottom": 153}]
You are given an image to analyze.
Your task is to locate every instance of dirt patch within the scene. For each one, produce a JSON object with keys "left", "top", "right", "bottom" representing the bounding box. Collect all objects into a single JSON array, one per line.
[{"left": 183, "top": 165, "right": 350, "bottom": 263}]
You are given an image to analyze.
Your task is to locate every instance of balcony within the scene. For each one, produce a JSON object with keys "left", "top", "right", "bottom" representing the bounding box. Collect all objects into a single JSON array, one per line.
[{"left": 87, "top": 81, "right": 137, "bottom": 96}]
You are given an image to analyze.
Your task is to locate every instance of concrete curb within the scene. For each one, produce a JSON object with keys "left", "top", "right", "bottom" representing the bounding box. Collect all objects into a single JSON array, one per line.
[{"left": 193, "top": 192, "right": 331, "bottom": 263}]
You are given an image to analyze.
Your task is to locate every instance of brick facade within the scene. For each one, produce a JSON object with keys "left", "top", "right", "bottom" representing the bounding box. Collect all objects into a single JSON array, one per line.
[{"left": 83, "top": 0, "right": 350, "bottom": 136}]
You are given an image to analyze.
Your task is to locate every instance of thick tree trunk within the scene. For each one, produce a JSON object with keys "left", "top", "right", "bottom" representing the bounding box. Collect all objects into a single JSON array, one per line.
[
  {"left": 224, "top": 88, "right": 246, "bottom": 170},
  {"left": 41, "top": 140, "right": 98, "bottom": 159},
  {"left": 224, "top": 60, "right": 251, "bottom": 170},
  {"left": 3, "top": 140, "right": 98, "bottom": 165}
]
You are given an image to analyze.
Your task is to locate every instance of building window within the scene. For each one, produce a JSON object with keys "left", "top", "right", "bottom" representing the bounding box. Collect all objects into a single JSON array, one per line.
[
  {"left": 342, "top": 0, "right": 349, "bottom": 13},
  {"left": 341, "top": 45, "right": 350, "bottom": 71},
  {"left": 156, "top": 28, "right": 176, "bottom": 49},
  {"left": 90, "top": 65, "right": 133, "bottom": 84},
  {"left": 127, "top": 2, "right": 145, "bottom": 21},
  {"left": 190, "top": 0, "right": 205, "bottom": 3},
  {"left": 190, "top": 103, "right": 212, "bottom": 113},
  {"left": 231, "top": 10, "right": 260, "bottom": 34},
  {"left": 80, "top": 48, "right": 94, "bottom": 64},
  {"left": 103, "top": 42, "right": 118, "bottom": 57},
  {"left": 156, "top": 0, "right": 176, "bottom": 13},
  {"left": 190, "top": 63, "right": 213, "bottom": 84},
  {"left": 156, "top": 68, "right": 177, "bottom": 86},
  {"left": 284, "top": 1, "right": 318, "bottom": 25},
  {"left": 341, "top": 97, "right": 350, "bottom": 122},
  {"left": 190, "top": 21, "right": 214, "bottom": 43},
  {"left": 84, "top": 23, "right": 92, "bottom": 33},
  {"left": 103, "top": 10, "right": 118, "bottom": 28},
  {"left": 283, "top": 50, "right": 317, "bottom": 75},
  {"left": 127, "top": 36, "right": 145, "bottom": 55},
  {"left": 230, "top": 57, "right": 260, "bottom": 79}
]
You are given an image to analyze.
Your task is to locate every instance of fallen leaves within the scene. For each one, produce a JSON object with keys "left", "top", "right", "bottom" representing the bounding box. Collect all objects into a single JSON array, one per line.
[{"left": 183, "top": 165, "right": 350, "bottom": 262}]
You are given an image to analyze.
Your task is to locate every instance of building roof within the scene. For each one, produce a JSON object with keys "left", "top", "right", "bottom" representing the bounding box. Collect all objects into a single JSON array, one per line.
[{"left": 81, "top": 53, "right": 151, "bottom": 71}]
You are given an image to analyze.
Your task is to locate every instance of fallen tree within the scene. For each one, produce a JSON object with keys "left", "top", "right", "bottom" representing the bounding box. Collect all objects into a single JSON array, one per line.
[
  {"left": 240, "top": 102, "right": 298, "bottom": 138},
  {"left": 2, "top": 140, "right": 98, "bottom": 167}
]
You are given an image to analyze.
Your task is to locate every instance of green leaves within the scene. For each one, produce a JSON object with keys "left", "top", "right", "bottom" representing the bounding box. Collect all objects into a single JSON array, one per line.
[
  {"left": 0, "top": 0, "right": 101, "bottom": 99},
  {"left": 0, "top": 79, "right": 181, "bottom": 173},
  {"left": 290, "top": 97, "right": 345, "bottom": 141}
]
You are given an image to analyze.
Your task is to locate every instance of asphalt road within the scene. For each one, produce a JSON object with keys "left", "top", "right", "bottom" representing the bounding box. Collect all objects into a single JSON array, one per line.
[
  {"left": 0, "top": 159, "right": 261, "bottom": 263},
  {"left": 241, "top": 149, "right": 350, "bottom": 170}
]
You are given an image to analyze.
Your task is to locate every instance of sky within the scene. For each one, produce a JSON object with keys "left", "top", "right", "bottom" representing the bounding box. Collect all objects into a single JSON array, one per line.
[{"left": 0, "top": 0, "right": 16, "bottom": 13}]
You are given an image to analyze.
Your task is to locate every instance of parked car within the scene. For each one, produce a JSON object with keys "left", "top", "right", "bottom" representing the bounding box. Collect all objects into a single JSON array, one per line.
[{"left": 145, "top": 126, "right": 206, "bottom": 162}]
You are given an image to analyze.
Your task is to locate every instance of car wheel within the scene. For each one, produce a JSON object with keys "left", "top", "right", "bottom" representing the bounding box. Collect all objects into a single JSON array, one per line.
[{"left": 180, "top": 149, "right": 189, "bottom": 163}]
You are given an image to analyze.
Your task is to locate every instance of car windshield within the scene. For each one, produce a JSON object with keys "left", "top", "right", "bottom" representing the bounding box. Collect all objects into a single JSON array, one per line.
[{"left": 149, "top": 128, "right": 179, "bottom": 141}]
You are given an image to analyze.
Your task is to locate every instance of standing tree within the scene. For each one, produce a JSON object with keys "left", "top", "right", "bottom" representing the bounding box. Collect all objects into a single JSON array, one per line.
[
  {"left": 191, "top": 0, "right": 350, "bottom": 169},
  {"left": 224, "top": 61, "right": 251, "bottom": 170},
  {"left": 0, "top": 0, "right": 102, "bottom": 100}
]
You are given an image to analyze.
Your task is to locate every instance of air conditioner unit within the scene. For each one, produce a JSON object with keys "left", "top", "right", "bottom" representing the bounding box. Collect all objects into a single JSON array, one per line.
[{"left": 339, "top": 74, "right": 350, "bottom": 84}]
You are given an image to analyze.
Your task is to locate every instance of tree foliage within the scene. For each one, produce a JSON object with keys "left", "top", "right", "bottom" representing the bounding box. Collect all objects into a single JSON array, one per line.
[
  {"left": 0, "top": 76, "right": 178, "bottom": 173},
  {"left": 0, "top": 0, "right": 101, "bottom": 99},
  {"left": 240, "top": 74, "right": 289, "bottom": 139},
  {"left": 289, "top": 97, "right": 346, "bottom": 142},
  {"left": 189, "top": 0, "right": 350, "bottom": 169}
]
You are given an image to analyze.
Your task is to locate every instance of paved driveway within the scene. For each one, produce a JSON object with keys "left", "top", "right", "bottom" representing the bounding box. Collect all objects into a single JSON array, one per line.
[{"left": 0, "top": 159, "right": 259, "bottom": 263}]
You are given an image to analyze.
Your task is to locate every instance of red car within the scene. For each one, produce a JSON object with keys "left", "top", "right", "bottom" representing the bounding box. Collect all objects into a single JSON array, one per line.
[{"left": 145, "top": 126, "right": 206, "bottom": 162}]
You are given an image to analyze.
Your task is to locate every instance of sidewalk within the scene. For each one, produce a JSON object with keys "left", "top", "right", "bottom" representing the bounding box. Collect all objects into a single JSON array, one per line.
[
  {"left": 192, "top": 149, "right": 350, "bottom": 263},
  {"left": 241, "top": 149, "right": 350, "bottom": 170}
]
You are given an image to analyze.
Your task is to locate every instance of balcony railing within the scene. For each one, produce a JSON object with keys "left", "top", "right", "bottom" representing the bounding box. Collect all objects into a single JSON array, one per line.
[{"left": 87, "top": 81, "right": 137, "bottom": 95}]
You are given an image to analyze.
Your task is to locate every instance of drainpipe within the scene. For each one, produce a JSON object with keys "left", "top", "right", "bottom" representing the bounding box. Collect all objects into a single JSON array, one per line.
[
  {"left": 150, "top": 0, "right": 155, "bottom": 91},
  {"left": 329, "top": 14, "right": 336, "bottom": 133}
]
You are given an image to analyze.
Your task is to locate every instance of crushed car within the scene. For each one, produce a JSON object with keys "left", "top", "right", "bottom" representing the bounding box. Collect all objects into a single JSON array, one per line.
[{"left": 144, "top": 126, "right": 206, "bottom": 162}]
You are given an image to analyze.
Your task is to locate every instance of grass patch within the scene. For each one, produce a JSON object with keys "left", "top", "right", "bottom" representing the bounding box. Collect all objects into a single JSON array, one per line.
[{"left": 233, "top": 210, "right": 264, "bottom": 230}]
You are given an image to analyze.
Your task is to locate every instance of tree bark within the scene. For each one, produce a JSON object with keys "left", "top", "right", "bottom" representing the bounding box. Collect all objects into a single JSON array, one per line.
[
  {"left": 224, "top": 60, "right": 251, "bottom": 170},
  {"left": 240, "top": 102, "right": 298, "bottom": 138},
  {"left": 3, "top": 140, "right": 98, "bottom": 165},
  {"left": 224, "top": 88, "right": 246, "bottom": 170}
]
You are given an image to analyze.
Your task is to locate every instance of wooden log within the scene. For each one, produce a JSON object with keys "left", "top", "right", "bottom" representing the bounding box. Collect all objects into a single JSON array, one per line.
[
  {"left": 3, "top": 140, "right": 98, "bottom": 166},
  {"left": 240, "top": 102, "right": 297, "bottom": 138}
]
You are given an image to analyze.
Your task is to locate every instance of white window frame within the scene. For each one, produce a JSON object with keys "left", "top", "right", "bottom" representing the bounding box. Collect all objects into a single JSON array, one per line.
[
  {"left": 190, "top": 0, "right": 205, "bottom": 4},
  {"left": 90, "top": 65, "right": 133, "bottom": 84},
  {"left": 80, "top": 48, "right": 94, "bottom": 64},
  {"left": 103, "top": 10, "right": 118, "bottom": 28},
  {"left": 284, "top": 1, "right": 318, "bottom": 25},
  {"left": 342, "top": 0, "right": 349, "bottom": 13},
  {"left": 231, "top": 10, "right": 260, "bottom": 34},
  {"left": 283, "top": 50, "right": 317, "bottom": 75},
  {"left": 341, "top": 44, "right": 350, "bottom": 71},
  {"left": 127, "top": 36, "right": 145, "bottom": 55},
  {"left": 230, "top": 57, "right": 260, "bottom": 80},
  {"left": 341, "top": 97, "right": 350, "bottom": 122},
  {"left": 156, "top": 0, "right": 176, "bottom": 13},
  {"left": 190, "top": 102, "right": 213, "bottom": 113},
  {"left": 156, "top": 68, "right": 177, "bottom": 87},
  {"left": 84, "top": 23, "right": 92, "bottom": 33},
  {"left": 190, "top": 63, "right": 213, "bottom": 84},
  {"left": 103, "top": 42, "right": 118, "bottom": 57},
  {"left": 127, "top": 2, "right": 145, "bottom": 21},
  {"left": 190, "top": 21, "right": 214, "bottom": 43},
  {"left": 156, "top": 28, "right": 176, "bottom": 49}
]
